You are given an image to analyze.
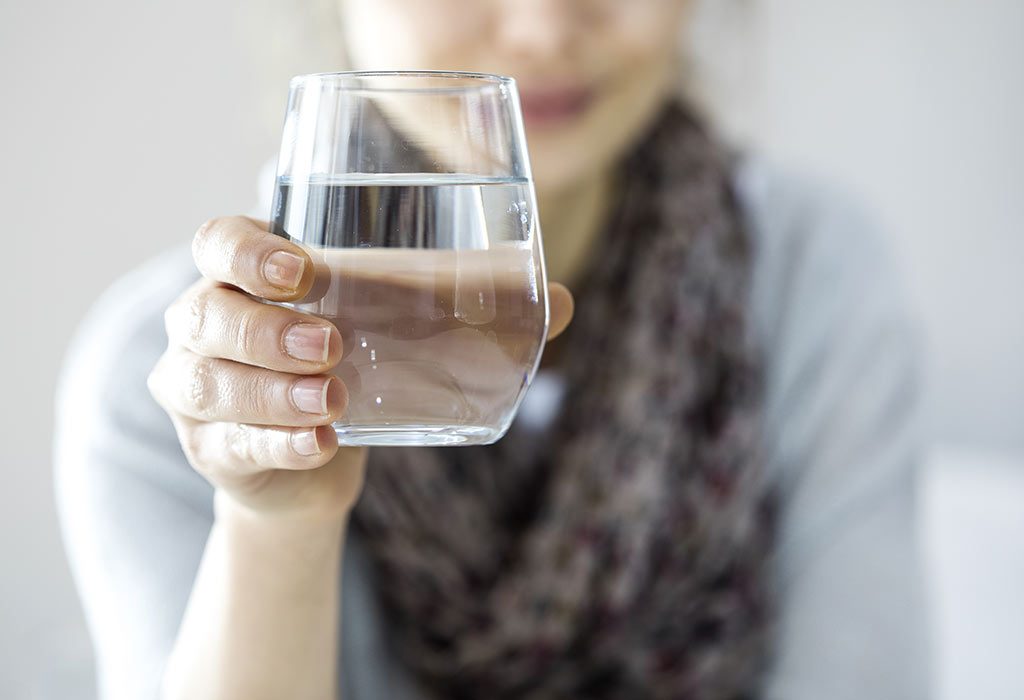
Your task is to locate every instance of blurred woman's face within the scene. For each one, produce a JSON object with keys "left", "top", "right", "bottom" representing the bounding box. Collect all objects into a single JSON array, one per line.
[{"left": 337, "top": 0, "right": 690, "bottom": 193}]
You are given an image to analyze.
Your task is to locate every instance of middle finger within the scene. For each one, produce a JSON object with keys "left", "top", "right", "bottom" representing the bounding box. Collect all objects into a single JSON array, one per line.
[{"left": 165, "top": 279, "right": 343, "bottom": 374}]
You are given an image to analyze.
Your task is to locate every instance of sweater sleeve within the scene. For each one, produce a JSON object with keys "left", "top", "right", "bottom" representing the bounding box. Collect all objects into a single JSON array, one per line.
[
  {"left": 54, "top": 245, "right": 214, "bottom": 700},
  {"left": 737, "top": 160, "right": 931, "bottom": 700},
  {"left": 53, "top": 243, "right": 429, "bottom": 700}
]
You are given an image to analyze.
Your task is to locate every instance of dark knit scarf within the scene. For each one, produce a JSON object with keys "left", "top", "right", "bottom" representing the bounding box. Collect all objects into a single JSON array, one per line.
[{"left": 352, "top": 102, "right": 775, "bottom": 699}]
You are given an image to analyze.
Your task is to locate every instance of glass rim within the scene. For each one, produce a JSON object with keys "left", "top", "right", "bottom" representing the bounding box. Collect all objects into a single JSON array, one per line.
[{"left": 289, "top": 70, "right": 516, "bottom": 93}]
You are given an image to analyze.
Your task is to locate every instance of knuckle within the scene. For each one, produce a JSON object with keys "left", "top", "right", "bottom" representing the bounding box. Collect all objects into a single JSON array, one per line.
[
  {"left": 193, "top": 216, "right": 251, "bottom": 275},
  {"left": 226, "top": 422, "right": 255, "bottom": 463},
  {"left": 181, "top": 426, "right": 209, "bottom": 471},
  {"left": 189, "top": 423, "right": 239, "bottom": 481},
  {"left": 186, "top": 286, "right": 217, "bottom": 347},
  {"left": 185, "top": 355, "right": 220, "bottom": 418},
  {"left": 225, "top": 368, "right": 271, "bottom": 421},
  {"left": 245, "top": 371, "right": 276, "bottom": 418},
  {"left": 232, "top": 306, "right": 263, "bottom": 359},
  {"left": 169, "top": 418, "right": 211, "bottom": 476},
  {"left": 192, "top": 217, "right": 223, "bottom": 261},
  {"left": 230, "top": 232, "right": 262, "bottom": 278}
]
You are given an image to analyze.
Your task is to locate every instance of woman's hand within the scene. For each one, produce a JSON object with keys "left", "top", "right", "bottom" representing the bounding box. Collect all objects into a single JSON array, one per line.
[
  {"left": 149, "top": 215, "right": 575, "bottom": 699},
  {"left": 148, "top": 215, "right": 575, "bottom": 523},
  {"left": 148, "top": 216, "right": 365, "bottom": 521}
]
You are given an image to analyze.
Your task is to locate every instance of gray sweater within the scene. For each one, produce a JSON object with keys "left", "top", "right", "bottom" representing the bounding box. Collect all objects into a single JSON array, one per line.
[{"left": 55, "top": 157, "right": 930, "bottom": 699}]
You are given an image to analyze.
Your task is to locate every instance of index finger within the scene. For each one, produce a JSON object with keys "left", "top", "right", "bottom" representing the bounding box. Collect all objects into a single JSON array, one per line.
[{"left": 192, "top": 216, "right": 315, "bottom": 301}]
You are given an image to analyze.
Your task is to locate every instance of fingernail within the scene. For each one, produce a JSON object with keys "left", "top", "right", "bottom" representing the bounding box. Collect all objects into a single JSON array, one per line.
[
  {"left": 290, "top": 428, "right": 321, "bottom": 456},
  {"left": 291, "top": 377, "right": 332, "bottom": 415},
  {"left": 284, "top": 323, "right": 331, "bottom": 363},
  {"left": 264, "top": 250, "right": 305, "bottom": 290}
]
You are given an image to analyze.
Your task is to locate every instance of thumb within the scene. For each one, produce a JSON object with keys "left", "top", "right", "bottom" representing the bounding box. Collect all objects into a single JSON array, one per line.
[{"left": 547, "top": 282, "right": 574, "bottom": 340}]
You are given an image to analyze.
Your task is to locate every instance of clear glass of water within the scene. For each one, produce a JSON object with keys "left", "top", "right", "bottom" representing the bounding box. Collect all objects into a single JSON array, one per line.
[{"left": 270, "top": 71, "right": 549, "bottom": 447}]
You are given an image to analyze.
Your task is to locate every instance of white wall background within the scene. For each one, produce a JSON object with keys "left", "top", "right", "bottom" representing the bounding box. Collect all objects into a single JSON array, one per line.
[
  {"left": 746, "top": 0, "right": 1024, "bottom": 455},
  {"left": 0, "top": 0, "right": 1020, "bottom": 698},
  {"left": 0, "top": 1, "right": 271, "bottom": 696}
]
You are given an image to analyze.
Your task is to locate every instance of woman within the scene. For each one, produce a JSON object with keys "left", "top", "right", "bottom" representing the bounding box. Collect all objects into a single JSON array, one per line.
[{"left": 56, "top": 1, "right": 929, "bottom": 698}]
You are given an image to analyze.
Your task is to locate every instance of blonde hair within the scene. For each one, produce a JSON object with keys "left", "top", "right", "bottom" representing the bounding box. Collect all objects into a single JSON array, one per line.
[{"left": 239, "top": 0, "right": 757, "bottom": 145}]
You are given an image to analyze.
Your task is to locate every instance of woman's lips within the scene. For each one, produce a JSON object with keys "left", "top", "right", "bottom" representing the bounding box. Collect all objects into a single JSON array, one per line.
[{"left": 518, "top": 85, "right": 594, "bottom": 128}]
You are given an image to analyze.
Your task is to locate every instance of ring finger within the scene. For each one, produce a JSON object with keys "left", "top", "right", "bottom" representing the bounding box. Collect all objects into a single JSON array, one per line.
[{"left": 149, "top": 346, "right": 347, "bottom": 426}]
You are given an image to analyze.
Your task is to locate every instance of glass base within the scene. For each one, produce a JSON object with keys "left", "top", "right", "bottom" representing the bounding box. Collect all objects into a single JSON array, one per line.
[{"left": 333, "top": 423, "right": 501, "bottom": 447}]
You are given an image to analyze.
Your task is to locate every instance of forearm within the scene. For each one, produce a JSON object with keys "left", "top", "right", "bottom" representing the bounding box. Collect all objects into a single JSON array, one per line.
[{"left": 162, "top": 491, "right": 347, "bottom": 700}]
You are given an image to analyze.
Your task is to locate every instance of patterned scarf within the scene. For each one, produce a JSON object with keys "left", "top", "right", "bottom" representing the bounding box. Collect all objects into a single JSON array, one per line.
[{"left": 353, "top": 102, "right": 775, "bottom": 699}]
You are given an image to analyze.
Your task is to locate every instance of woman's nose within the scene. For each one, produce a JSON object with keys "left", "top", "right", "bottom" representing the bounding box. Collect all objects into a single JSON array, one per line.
[{"left": 493, "top": 0, "right": 578, "bottom": 61}]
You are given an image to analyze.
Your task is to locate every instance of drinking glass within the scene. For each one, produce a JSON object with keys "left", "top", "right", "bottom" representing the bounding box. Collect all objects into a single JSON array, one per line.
[{"left": 270, "top": 71, "right": 549, "bottom": 446}]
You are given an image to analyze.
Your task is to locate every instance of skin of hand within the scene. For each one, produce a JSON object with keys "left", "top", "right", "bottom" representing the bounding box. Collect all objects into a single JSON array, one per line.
[{"left": 148, "top": 215, "right": 574, "bottom": 522}]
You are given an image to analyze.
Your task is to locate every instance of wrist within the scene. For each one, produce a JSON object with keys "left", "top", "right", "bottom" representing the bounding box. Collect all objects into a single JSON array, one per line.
[{"left": 214, "top": 487, "right": 349, "bottom": 538}]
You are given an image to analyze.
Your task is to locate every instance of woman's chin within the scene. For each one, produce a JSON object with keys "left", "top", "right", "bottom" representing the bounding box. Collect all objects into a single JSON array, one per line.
[
  {"left": 528, "top": 127, "right": 603, "bottom": 194},
  {"left": 530, "top": 151, "right": 585, "bottom": 195}
]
